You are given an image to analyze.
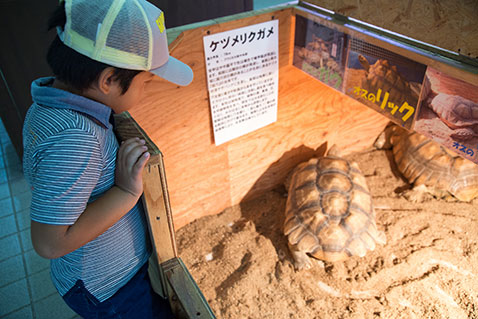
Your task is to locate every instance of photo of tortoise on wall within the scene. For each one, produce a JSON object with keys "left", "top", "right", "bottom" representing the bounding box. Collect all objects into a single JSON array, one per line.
[
  {"left": 343, "top": 38, "right": 426, "bottom": 129},
  {"left": 413, "top": 67, "right": 478, "bottom": 164},
  {"left": 293, "top": 15, "right": 347, "bottom": 91}
]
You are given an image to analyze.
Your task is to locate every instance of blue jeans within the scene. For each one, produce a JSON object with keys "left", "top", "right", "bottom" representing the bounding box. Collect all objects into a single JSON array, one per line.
[{"left": 62, "top": 262, "right": 174, "bottom": 318}]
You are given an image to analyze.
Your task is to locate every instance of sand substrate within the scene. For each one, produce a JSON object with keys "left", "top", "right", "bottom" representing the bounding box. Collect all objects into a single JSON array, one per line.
[{"left": 176, "top": 147, "right": 478, "bottom": 319}]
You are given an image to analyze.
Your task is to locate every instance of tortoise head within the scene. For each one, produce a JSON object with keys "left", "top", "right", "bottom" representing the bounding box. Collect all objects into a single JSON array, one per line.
[{"left": 358, "top": 54, "right": 370, "bottom": 72}]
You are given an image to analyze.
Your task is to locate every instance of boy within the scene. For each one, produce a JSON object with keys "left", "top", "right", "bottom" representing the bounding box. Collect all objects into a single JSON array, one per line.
[{"left": 22, "top": 0, "right": 193, "bottom": 317}]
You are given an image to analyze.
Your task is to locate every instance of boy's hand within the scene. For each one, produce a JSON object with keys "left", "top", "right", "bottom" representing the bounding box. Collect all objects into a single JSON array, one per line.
[{"left": 115, "top": 137, "right": 150, "bottom": 198}]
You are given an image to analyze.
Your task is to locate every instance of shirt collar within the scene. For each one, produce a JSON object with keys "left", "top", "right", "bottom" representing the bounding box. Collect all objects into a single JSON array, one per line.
[{"left": 31, "top": 77, "right": 113, "bottom": 129}]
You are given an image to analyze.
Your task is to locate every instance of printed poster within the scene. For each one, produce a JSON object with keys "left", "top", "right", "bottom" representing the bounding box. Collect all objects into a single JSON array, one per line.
[
  {"left": 414, "top": 67, "right": 478, "bottom": 164},
  {"left": 343, "top": 38, "right": 427, "bottom": 129},
  {"left": 203, "top": 20, "right": 279, "bottom": 146},
  {"left": 293, "top": 15, "right": 347, "bottom": 91}
]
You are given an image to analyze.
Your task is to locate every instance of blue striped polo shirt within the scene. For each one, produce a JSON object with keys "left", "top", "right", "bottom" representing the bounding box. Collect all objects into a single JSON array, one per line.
[{"left": 23, "top": 77, "right": 151, "bottom": 302}]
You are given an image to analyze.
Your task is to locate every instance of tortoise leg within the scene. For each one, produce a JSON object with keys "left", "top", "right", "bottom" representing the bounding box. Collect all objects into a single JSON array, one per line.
[
  {"left": 450, "top": 127, "right": 475, "bottom": 141},
  {"left": 403, "top": 184, "right": 451, "bottom": 202},
  {"left": 288, "top": 243, "right": 313, "bottom": 270},
  {"left": 402, "top": 184, "right": 430, "bottom": 203}
]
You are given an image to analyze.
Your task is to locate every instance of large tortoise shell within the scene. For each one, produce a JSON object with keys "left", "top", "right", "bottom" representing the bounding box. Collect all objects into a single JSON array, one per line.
[
  {"left": 390, "top": 126, "right": 478, "bottom": 201},
  {"left": 284, "top": 156, "right": 386, "bottom": 262},
  {"left": 429, "top": 93, "right": 478, "bottom": 129},
  {"left": 358, "top": 55, "right": 411, "bottom": 104}
]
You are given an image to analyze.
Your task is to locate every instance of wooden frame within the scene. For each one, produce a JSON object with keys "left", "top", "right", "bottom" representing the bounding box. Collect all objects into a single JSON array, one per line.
[
  {"left": 129, "top": 6, "right": 390, "bottom": 229},
  {"left": 114, "top": 112, "right": 216, "bottom": 319}
]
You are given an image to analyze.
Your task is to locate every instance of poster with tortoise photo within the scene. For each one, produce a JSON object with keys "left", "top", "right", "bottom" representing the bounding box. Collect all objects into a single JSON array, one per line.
[
  {"left": 343, "top": 38, "right": 427, "bottom": 129},
  {"left": 293, "top": 15, "right": 347, "bottom": 91},
  {"left": 413, "top": 67, "right": 478, "bottom": 164}
]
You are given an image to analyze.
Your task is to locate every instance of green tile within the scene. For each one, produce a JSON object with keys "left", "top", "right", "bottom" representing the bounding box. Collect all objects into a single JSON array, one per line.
[
  {"left": 4, "top": 148, "right": 20, "bottom": 169},
  {"left": 0, "top": 168, "right": 7, "bottom": 184},
  {"left": 0, "top": 279, "right": 30, "bottom": 316},
  {"left": 16, "top": 208, "right": 30, "bottom": 231},
  {"left": 10, "top": 178, "right": 30, "bottom": 196},
  {"left": 0, "top": 255, "right": 25, "bottom": 287},
  {"left": 30, "top": 269, "right": 56, "bottom": 302},
  {"left": 0, "top": 196, "right": 13, "bottom": 218},
  {"left": 0, "top": 234, "right": 21, "bottom": 261},
  {"left": 0, "top": 134, "right": 9, "bottom": 145},
  {"left": 254, "top": 0, "right": 290, "bottom": 10},
  {"left": 6, "top": 164, "right": 23, "bottom": 181},
  {"left": 34, "top": 293, "right": 77, "bottom": 319},
  {"left": 2, "top": 306, "right": 33, "bottom": 319},
  {"left": 0, "top": 214, "right": 17, "bottom": 238},
  {"left": 24, "top": 250, "right": 49, "bottom": 275},
  {"left": 0, "top": 182, "right": 9, "bottom": 200},
  {"left": 2, "top": 141, "right": 15, "bottom": 155},
  {"left": 19, "top": 229, "right": 33, "bottom": 252},
  {"left": 13, "top": 191, "right": 31, "bottom": 213}
]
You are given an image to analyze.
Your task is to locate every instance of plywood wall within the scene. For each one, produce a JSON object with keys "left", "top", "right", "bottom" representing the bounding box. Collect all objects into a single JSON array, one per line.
[
  {"left": 131, "top": 8, "right": 389, "bottom": 228},
  {"left": 305, "top": 0, "right": 478, "bottom": 58}
]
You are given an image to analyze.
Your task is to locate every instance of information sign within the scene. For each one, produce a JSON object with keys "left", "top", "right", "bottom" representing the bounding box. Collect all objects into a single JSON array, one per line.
[
  {"left": 343, "top": 38, "right": 427, "bottom": 129},
  {"left": 203, "top": 20, "right": 279, "bottom": 145},
  {"left": 414, "top": 67, "right": 478, "bottom": 164},
  {"left": 293, "top": 15, "right": 347, "bottom": 91}
]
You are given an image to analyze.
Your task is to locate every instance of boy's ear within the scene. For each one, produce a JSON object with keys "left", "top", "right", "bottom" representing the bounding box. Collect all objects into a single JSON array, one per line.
[{"left": 97, "top": 67, "right": 117, "bottom": 94}]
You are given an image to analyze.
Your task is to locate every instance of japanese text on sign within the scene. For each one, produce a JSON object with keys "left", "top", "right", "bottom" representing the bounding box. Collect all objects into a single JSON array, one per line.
[
  {"left": 203, "top": 20, "right": 279, "bottom": 145},
  {"left": 452, "top": 141, "right": 475, "bottom": 157},
  {"left": 352, "top": 86, "right": 415, "bottom": 123},
  {"left": 208, "top": 26, "right": 275, "bottom": 52}
]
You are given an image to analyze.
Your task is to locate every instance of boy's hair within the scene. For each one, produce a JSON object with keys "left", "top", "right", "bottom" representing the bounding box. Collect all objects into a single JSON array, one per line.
[{"left": 46, "top": 2, "right": 141, "bottom": 94}]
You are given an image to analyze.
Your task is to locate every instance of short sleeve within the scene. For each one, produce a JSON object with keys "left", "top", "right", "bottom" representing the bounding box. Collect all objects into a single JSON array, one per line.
[{"left": 30, "top": 129, "right": 103, "bottom": 225}]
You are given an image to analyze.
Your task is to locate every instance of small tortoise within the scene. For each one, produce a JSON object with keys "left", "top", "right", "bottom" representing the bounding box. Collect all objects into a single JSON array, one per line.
[
  {"left": 358, "top": 54, "right": 412, "bottom": 104},
  {"left": 283, "top": 147, "right": 386, "bottom": 270},
  {"left": 428, "top": 93, "right": 478, "bottom": 141},
  {"left": 383, "top": 125, "right": 478, "bottom": 202},
  {"left": 298, "top": 35, "right": 333, "bottom": 69}
]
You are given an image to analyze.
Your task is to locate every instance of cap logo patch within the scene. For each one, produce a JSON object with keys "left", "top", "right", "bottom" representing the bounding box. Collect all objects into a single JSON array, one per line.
[{"left": 156, "top": 12, "right": 165, "bottom": 33}]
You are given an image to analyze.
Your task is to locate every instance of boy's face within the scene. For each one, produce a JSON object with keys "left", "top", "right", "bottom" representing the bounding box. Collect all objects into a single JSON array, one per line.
[{"left": 110, "top": 71, "right": 155, "bottom": 114}]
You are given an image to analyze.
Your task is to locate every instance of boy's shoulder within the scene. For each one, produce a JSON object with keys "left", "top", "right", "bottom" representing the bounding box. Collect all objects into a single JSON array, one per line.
[
  {"left": 23, "top": 104, "right": 112, "bottom": 167},
  {"left": 25, "top": 102, "right": 99, "bottom": 140},
  {"left": 26, "top": 77, "right": 113, "bottom": 142}
]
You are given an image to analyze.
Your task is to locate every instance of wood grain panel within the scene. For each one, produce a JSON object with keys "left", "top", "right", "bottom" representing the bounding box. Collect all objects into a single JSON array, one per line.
[
  {"left": 305, "top": 0, "right": 478, "bottom": 58},
  {"left": 228, "top": 67, "right": 389, "bottom": 204},
  {"left": 130, "top": 8, "right": 388, "bottom": 228}
]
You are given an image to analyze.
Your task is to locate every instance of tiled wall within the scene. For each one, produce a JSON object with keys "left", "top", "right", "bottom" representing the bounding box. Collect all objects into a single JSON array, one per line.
[{"left": 0, "top": 120, "right": 78, "bottom": 319}]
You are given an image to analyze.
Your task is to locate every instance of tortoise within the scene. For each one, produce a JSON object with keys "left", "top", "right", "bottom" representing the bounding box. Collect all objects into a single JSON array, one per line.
[
  {"left": 298, "top": 35, "right": 332, "bottom": 69},
  {"left": 380, "top": 125, "right": 478, "bottom": 202},
  {"left": 428, "top": 93, "right": 478, "bottom": 141},
  {"left": 357, "top": 54, "right": 413, "bottom": 105},
  {"left": 305, "top": 35, "right": 330, "bottom": 53},
  {"left": 298, "top": 47, "right": 327, "bottom": 67},
  {"left": 283, "top": 147, "right": 386, "bottom": 270}
]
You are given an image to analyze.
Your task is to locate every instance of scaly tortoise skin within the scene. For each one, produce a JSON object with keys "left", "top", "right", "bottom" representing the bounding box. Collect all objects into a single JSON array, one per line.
[
  {"left": 428, "top": 93, "right": 478, "bottom": 141},
  {"left": 284, "top": 150, "right": 386, "bottom": 269},
  {"left": 390, "top": 126, "right": 478, "bottom": 202},
  {"left": 358, "top": 54, "right": 412, "bottom": 104}
]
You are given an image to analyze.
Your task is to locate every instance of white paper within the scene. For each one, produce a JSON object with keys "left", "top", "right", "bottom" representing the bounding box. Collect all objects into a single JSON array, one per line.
[{"left": 203, "top": 20, "right": 279, "bottom": 145}]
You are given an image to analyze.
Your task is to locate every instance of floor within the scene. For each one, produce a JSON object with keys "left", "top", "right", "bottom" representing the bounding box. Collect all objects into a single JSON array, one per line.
[
  {"left": 0, "top": 119, "right": 79, "bottom": 319},
  {"left": 0, "top": 0, "right": 290, "bottom": 318}
]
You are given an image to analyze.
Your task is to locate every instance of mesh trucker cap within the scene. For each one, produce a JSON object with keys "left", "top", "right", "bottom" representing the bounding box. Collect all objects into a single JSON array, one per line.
[{"left": 57, "top": 0, "right": 193, "bottom": 86}]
